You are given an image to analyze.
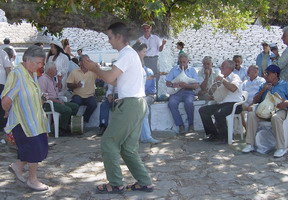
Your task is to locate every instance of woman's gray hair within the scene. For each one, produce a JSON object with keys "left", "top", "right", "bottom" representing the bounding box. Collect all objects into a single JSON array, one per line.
[
  {"left": 283, "top": 26, "right": 288, "bottom": 34},
  {"left": 44, "top": 62, "right": 56, "bottom": 73},
  {"left": 178, "top": 53, "right": 189, "bottom": 60},
  {"left": 202, "top": 56, "right": 212, "bottom": 63},
  {"left": 23, "top": 45, "right": 46, "bottom": 62}
]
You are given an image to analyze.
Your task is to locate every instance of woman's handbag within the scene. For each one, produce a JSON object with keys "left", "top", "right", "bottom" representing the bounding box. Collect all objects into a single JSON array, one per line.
[{"left": 255, "top": 91, "right": 283, "bottom": 119}]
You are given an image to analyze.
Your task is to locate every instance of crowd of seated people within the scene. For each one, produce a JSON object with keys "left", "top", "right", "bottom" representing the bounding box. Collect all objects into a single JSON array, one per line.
[{"left": 1, "top": 26, "right": 288, "bottom": 158}]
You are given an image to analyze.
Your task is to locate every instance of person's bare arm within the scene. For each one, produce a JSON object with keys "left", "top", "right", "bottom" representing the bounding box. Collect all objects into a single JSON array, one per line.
[
  {"left": 214, "top": 76, "right": 237, "bottom": 92},
  {"left": 67, "top": 82, "right": 82, "bottom": 90},
  {"left": 252, "top": 83, "right": 271, "bottom": 104},
  {"left": 200, "top": 69, "right": 210, "bottom": 91},
  {"left": 159, "top": 39, "right": 167, "bottom": 52},
  {"left": 82, "top": 57, "right": 122, "bottom": 84},
  {"left": 1, "top": 96, "right": 12, "bottom": 118}
]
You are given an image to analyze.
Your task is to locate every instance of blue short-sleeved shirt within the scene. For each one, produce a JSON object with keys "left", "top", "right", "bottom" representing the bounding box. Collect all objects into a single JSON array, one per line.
[
  {"left": 144, "top": 66, "right": 157, "bottom": 95},
  {"left": 165, "top": 65, "right": 201, "bottom": 83},
  {"left": 258, "top": 80, "right": 288, "bottom": 102}
]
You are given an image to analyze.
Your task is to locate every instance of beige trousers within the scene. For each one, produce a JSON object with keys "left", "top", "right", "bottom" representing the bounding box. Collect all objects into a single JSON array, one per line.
[{"left": 246, "top": 110, "right": 287, "bottom": 149}]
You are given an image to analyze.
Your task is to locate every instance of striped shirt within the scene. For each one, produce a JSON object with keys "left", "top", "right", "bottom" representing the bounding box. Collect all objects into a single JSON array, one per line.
[{"left": 1, "top": 64, "right": 50, "bottom": 137}]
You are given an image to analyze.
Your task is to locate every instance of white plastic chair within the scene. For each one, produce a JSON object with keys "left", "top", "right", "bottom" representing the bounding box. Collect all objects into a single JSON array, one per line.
[
  {"left": 226, "top": 91, "right": 248, "bottom": 144},
  {"left": 45, "top": 100, "right": 60, "bottom": 138},
  {"left": 45, "top": 96, "right": 67, "bottom": 138},
  {"left": 251, "top": 103, "right": 288, "bottom": 148}
]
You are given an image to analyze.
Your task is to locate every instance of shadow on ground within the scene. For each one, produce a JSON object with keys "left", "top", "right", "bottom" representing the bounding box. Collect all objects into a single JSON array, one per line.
[{"left": 1, "top": 128, "right": 288, "bottom": 199}]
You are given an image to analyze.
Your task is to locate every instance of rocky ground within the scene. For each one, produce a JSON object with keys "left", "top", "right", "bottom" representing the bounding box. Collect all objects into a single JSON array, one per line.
[{"left": 1, "top": 128, "right": 288, "bottom": 200}]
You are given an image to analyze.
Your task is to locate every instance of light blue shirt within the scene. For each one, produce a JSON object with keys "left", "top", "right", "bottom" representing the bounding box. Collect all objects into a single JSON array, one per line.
[
  {"left": 258, "top": 80, "right": 288, "bottom": 102},
  {"left": 242, "top": 76, "right": 265, "bottom": 105},
  {"left": 256, "top": 51, "right": 272, "bottom": 76},
  {"left": 233, "top": 66, "right": 248, "bottom": 81},
  {"left": 166, "top": 65, "right": 201, "bottom": 83},
  {"left": 144, "top": 66, "right": 157, "bottom": 95}
]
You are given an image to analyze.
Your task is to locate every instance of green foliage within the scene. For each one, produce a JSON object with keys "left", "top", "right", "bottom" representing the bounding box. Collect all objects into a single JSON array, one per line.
[{"left": 2, "top": 0, "right": 287, "bottom": 36}]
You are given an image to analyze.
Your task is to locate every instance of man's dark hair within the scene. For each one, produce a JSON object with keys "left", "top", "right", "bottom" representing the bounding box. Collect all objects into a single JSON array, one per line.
[
  {"left": 177, "top": 42, "right": 185, "bottom": 49},
  {"left": 233, "top": 55, "right": 243, "bottom": 60},
  {"left": 108, "top": 22, "right": 130, "bottom": 43},
  {"left": 3, "top": 47, "right": 14, "bottom": 60},
  {"left": 132, "top": 42, "right": 147, "bottom": 52},
  {"left": 3, "top": 38, "right": 10, "bottom": 44},
  {"left": 34, "top": 42, "right": 44, "bottom": 47}
]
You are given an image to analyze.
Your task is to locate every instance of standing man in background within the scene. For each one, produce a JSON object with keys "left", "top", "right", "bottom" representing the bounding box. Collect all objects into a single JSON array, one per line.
[
  {"left": 275, "top": 26, "right": 288, "bottom": 81},
  {"left": 138, "top": 23, "right": 166, "bottom": 90}
]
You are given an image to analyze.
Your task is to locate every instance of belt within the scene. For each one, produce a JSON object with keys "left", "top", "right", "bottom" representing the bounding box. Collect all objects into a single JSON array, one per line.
[{"left": 145, "top": 56, "right": 158, "bottom": 58}]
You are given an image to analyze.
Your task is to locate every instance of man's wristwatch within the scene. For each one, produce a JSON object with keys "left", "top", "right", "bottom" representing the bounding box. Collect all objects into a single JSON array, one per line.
[{"left": 169, "top": 83, "right": 173, "bottom": 87}]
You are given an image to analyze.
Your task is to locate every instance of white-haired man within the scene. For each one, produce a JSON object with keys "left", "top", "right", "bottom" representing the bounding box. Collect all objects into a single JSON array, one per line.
[
  {"left": 38, "top": 62, "right": 79, "bottom": 134},
  {"left": 199, "top": 60, "right": 243, "bottom": 144}
]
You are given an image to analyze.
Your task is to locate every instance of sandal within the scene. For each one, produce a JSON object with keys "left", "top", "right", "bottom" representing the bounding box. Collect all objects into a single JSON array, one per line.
[
  {"left": 8, "top": 164, "right": 26, "bottom": 183},
  {"left": 126, "top": 182, "right": 154, "bottom": 192},
  {"left": 96, "top": 183, "right": 125, "bottom": 194}
]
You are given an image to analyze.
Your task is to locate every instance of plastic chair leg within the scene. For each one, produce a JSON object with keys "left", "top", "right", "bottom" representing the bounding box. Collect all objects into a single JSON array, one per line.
[
  {"left": 53, "top": 113, "right": 60, "bottom": 138},
  {"left": 237, "top": 116, "right": 244, "bottom": 140},
  {"left": 226, "top": 115, "right": 234, "bottom": 145}
]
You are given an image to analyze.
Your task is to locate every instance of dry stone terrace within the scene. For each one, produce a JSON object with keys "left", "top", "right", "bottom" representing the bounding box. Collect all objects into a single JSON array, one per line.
[{"left": 1, "top": 128, "right": 288, "bottom": 199}]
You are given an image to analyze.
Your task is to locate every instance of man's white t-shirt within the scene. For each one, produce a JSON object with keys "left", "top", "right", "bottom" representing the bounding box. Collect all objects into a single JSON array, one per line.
[
  {"left": 0, "top": 49, "right": 12, "bottom": 85},
  {"left": 114, "top": 45, "right": 145, "bottom": 99},
  {"left": 138, "top": 34, "right": 162, "bottom": 57}
]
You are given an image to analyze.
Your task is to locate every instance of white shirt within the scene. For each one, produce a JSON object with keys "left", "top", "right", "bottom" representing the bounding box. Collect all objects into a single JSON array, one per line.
[
  {"left": 48, "top": 52, "right": 69, "bottom": 76},
  {"left": 0, "top": 49, "right": 12, "bottom": 85},
  {"left": 198, "top": 68, "right": 220, "bottom": 90},
  {"left": 242, "top": 76, "right": 265, "bottom": 105},
  {"left": 0, "top": 44, "right": 17, "bottom": 57},
  {"left": 220, "top": 72, "right": 243, "bottom": 104},
  {"left": 48, "top": 52, "right": 70, "bottom": 94},
  {"left": 138, "top": 34, "right": 162, "bottom": 56},
  {"left": 233, "top": 66, "right": 247, "bottom": 81},
  {"left": 114, "top": 45, "right": 145, "bottom": 99}
]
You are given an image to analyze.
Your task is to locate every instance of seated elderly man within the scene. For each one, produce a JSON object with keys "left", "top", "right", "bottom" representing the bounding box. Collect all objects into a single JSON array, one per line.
[
  {"left": 233, "top": 55, "right": 247, "bottom": 81},
  {"left": 199, "top": 60, "right": 243, "bottom": 144},
  {"left": 242, "top": 65, "right": 288, "bottom": 158},
  {"left": 166, "top": 53, "right": 201, "bottom": 134},
  {"left": 38, "top": 62, "right": 79, "bottom": 134},
  {"left": 241, "top": 65, "right": 265, "bottom": 128},
  {"left": 198, "top": 56, "right": 220, "bottom": 100},
  {"left": 66, "top": 55, "right": 98, "bottom": 123}
]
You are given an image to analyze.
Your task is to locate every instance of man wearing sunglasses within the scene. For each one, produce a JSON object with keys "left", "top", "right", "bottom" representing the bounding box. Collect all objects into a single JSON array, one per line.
[{"left": 242, "top": 65, "right": 288, "bottom": 158}]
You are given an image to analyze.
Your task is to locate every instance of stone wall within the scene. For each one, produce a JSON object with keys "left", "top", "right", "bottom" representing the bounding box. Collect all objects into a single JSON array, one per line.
[{"left": 157, "top": 25, "right": 286, "bottom": 94}]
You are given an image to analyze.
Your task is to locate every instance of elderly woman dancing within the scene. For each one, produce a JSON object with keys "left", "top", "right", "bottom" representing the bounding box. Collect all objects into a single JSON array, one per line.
[{"left": 1, "top": 45, "right": 50, "bottom": 191}]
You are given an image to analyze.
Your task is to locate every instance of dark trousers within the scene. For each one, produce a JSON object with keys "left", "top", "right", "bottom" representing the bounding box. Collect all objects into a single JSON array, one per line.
[
  {"left": 99, "top": 99, "right": 112, "bottom": 127},
  {"left": 0, "top": 84, "right": 7, "bottom": 132},
  {"left": 44, "top": 102, "right": 79, "bottom": 130},
  {"left": 199, "top": 102, "right": 242, "bottom": 139},
  {"left": 71, "top": 95, "right": 97, "bottom": 123}
]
